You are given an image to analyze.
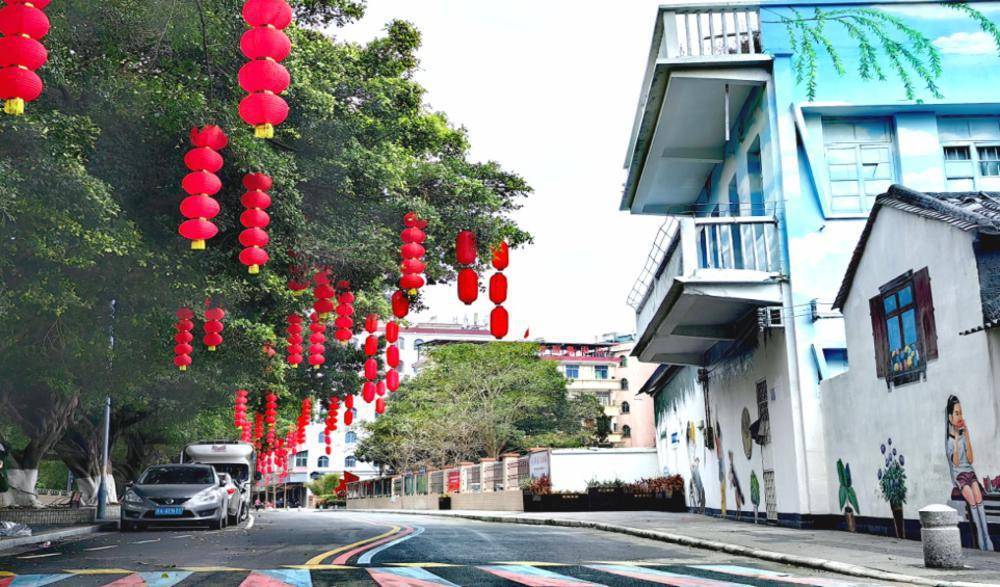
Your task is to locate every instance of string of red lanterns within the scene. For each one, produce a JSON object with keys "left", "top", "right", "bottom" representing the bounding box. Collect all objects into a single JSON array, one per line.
[
  {"left": 295, "top": 397, "right": 311, "bottom": 447},
  {"left": 285, "top": 314, "right": 303, "bottom": 368},
  {"left": 334, "top": 283, "right": 354, "bottom": 344},
  {"left": 307, "top": 311, "right": 326, "bottom": 369},
  {"left": 399, "top": 213, "right": 427, "bottom": 296},
  {"left": 179, "top": 126, "right": 228, "bottom": 250},
  {"left": 203, "top": 305, "right": 225, "bottom": 351},
  {"left": 456, "top": 230, "right": 478, "bottom": 305},
  {"left": 490, "top": 241, "right": 509, "bottom": 339},
  {"left": 313, "top": 270, "right": 334, "bottom": 318},
  {"left": 385, "top": 320, "right": 400, "bottom": 392},
  {"left": 239, "top": 173, "right": 272, "bottom": 274},
  {"left": 253, "top": 412, "right": 264, "bottom": 451},
  {"left": 239, "top": 0, "right": 292, "bottom": 138},
  {"left": 264, "top": 392, "right": 278, "bottom": 448},
  {"left": 0, "top": 0, "right": 49, "bottom": 115},
  {"left": 343, "top": 393, "right": 354, "bottom": 426},
  {"left": 234, "top": 389, "right": 249, "bottom": 435},
  {"left": 173, "top": 308, "right": 195, "bottom": 371}
]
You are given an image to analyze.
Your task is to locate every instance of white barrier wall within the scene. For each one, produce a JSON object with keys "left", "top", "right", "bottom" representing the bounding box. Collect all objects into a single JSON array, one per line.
[{"left": 548, "top": 448, "right": 659, "bottom": 492}]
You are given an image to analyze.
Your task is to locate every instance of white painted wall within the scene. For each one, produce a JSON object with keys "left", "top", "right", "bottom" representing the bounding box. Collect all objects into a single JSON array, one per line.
[
  {"left": 821, "top": 207, "right": 1000, "bottom": 525},
  {"left": 548, "top": 448, "right": 659, "bottom": 492}
]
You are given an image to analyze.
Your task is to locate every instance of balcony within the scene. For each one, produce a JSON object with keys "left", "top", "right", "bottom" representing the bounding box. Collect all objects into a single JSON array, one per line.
[
  {"left": 603, "top": 405, "right": 621, "bottom": 418},
  {"left": 622, "top": 3, "right": 771, "bottom": 214},
  {"left": 566, "top": 378, "right": 620, "bottom": 393},
  {"left": 606, "top": 433, "right": 623, "bottom": 444},
  {"left": 630, "top": 215, "right": 782, "bottom": 365}
]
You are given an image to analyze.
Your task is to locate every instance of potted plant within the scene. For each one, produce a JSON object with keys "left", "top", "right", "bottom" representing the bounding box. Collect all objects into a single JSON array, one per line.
[
  {"left": 876, "top": 439, "right": 907, "bottom": 538},
  {"left": 438, "top": 494, "right": 451, "bottom": 510},
  {"left": 836, "top": 459, "right": 859, "bottom": 532},
  {"left": 749, "top": 471, "right": 760, "bottom": 523}
]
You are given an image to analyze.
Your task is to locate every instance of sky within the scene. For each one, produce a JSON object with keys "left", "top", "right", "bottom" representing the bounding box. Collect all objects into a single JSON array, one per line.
[{"left": 332, "top": 0, "right": 666, "bottom": 342}]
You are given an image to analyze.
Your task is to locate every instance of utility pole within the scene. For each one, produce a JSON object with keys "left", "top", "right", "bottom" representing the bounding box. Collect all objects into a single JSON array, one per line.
[{"left": 96, "top": 396, "right": 111, "bottom": 520}]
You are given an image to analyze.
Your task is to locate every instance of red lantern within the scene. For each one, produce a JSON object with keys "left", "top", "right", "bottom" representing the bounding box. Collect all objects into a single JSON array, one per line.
[
  {"left": 386, "top": 345, "right": 400, "bottom": 369},
  {"left": 458, "top": 268, "right": 478, "bottom": 305},
  {"left": 344, "top": 408, "right": 353, "bottom": 426},
  {"left": 173, "top": 307, "right": 194, "bottom": 371},
  {"left": 385, "top": 320, "right": 399, "bottom": 343},
  {"left": 240, "top": 0, "right": 293, "bottom": 138},
  {"left": 362, "top": 382, "right": 375, "bottom": 403},
  {"left": 491, "top": 306, "right": 509, "bottom": 339},
  {"left": 365, "top": 313, "right": 378, "bottom": 334},
  {"left": 313, "top": 271, "right": 334, "bottom": 317},
  {"left": 286, "top": 314, "right": 303, "bottom": 368},
  {"left": 253, "top": 413, "right": 264, "bottom": 449},
  {"left": 334, "top": 287, "right": 354, "bottom": 344},
  {"left": 0, "top": 0, "right": 49, "bottom": 115},
  {"left": 345, "top": 394, "right": 354, "bottom": 409},
  {"left": 492, "top": 241, "right": 509, "bottom": 270},
  {"left": 398, "top": 212, "right": 427, "bottom": 297},
  {"left": 375, "top": 398, "right": 386, "bottom": 415},
  {"left": 203, "top": 306, "right": 225, "bottom": 351},
  {"left": 386, "top": 368, "right": 400, "bottom": 392},
  {"left": 364, "top": 335, "right": 378, "bottom": 357},
  {"left": 490, "top": 273, "right": 508, "bottom": 305},
  {"left": 308, "top": 313, "right": 326, "bottom": 369},
  {"left": 455, "top": 231, "right": 477, "bottom": 265},
  {"left": 391, "top": 290, "right": 409, "bottom": 319},
  {"left": 376, "top": 380, "right": 386, "bottom": 397},
  {"left": 364, "top": 358, "right": 378, "bottom": 381},
  {"left": 179, "top": 126, "right": 228, "bottom": 250},
  {"left": 239, "top": 173, "right": 272, "bottom": 274}
]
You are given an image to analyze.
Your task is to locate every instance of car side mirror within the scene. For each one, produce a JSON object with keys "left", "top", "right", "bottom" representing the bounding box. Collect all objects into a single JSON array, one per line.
[{"left": 219, "top": 479, "right": 226, "bottom": 487}]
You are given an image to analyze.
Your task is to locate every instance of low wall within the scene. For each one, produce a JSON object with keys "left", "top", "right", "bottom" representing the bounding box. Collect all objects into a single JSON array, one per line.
[
  {"left": 0, "top": 506, "right": 120, "bottom": 526},
  {"left": 348, "top": 490, "right": 524, "bottom": 512}
]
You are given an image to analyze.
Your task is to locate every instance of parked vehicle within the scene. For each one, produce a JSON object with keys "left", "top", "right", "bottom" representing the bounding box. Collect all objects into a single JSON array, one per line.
[
  {"left": 181, "top": 441, "right": 255, "bottom": 524},
  {"left": 121, "top": 464, "right": 229, "bottom": 531}
]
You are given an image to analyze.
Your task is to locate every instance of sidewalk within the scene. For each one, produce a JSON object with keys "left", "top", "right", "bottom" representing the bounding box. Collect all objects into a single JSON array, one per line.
[
  {"left": 352, "top": 508, "right": 1000, "bottom": 586},
  {"left": 0, "top": 522, "right": 111, "bottom": 551}
]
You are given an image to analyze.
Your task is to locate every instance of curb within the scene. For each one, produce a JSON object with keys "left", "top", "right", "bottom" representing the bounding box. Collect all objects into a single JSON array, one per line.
[
  {"left": 350, "top": 509, "right": 991, "bottom": 587},
  {"left": 0, "top": 523, "right": 113, "bottom": 552}
]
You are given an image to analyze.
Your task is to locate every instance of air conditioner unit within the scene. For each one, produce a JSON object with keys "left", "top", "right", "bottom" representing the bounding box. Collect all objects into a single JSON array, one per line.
[{"left": 758, "top": 307, "right": 784, "bottom": 329}]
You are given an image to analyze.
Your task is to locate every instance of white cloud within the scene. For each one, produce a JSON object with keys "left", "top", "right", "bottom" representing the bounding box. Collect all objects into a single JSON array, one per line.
[
  {"left": 883, "top": 4, "right": 1000, "bottom": 20},
  {"left": 933, "top": 31, "right": 999, "bottom": 55}
]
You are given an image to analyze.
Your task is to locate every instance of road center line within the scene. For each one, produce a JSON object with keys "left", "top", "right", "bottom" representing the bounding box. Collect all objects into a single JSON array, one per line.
[
  {"left": 305, "top": 525, "right": 402, "bottom": 566},
  {"left": 83, "top": 545, "right": 118, "bottom": 552},
  {"left": 333, "top": 527, "right": 414, "bottom": 566},
  {"left": 133, "top": 538, "right": 161, "bottom": 544},
  {"left": 16, "top": 552, "right": 62, "bottom": 559},
  {"left": 358, "top": 526, "right": 425, "bottom": 565}
]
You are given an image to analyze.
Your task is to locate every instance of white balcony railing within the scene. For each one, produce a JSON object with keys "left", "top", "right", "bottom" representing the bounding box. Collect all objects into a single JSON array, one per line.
[{"left": 661, "top": 4, "right": 763, "bottom": 60}]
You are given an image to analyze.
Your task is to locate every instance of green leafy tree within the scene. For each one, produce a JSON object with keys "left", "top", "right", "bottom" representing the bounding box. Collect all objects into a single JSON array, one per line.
[
  {"left": 0, "top": 0, "right": 531, "bottom": 505},
  {"left": 355, "top": 343, "right": 603, "bottom": 473},
  {"left": 305, "top": 472, "right": 342, "bottom": 505}
]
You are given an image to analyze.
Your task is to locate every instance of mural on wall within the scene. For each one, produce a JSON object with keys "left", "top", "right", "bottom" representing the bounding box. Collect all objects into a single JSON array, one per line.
[
  {"left": 836, "top": 459, "right": 860, "bottom": 533},
  {"left": 690, "top": 457, "right": 706, "bottom": 514},
  {"left": 945, "top": 395, "right": 995, "bottom": 551},
  {"left": 876, "top": 438, "right": 908, "bottom": 539},
  {"left": 715, "top": 420, "right": 726, "bottom": 517},
  {"left": 728, "top": 450, "right": 745, "bottom": 520},
  {"left": 741, "top": 407, "right": 753, "bottom": 460},
  {"left": 750, "top": 471, "right": 760, "bottom": 524}
]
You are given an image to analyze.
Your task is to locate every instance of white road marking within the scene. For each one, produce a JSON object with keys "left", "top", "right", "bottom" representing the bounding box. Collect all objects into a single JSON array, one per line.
[
  {"left": 83, "top": 545, "right": 118, "bottom": 552},
  {"left": 133, "top": 538, "right": 161, "bottom": 544},
  {"left": 245, "top": 514, "right": 255, "bottom": 530},
  {"left": 172, "top": 534, "right": 194, "bottom": 539},
  {"left": 17, "top": 552, "right": 62, "bottom": 559},
  {"left": 358, "top": 526, "right": 425, "bottom": 565}
]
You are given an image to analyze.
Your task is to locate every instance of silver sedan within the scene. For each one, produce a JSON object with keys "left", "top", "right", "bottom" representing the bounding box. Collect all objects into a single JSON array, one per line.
[{"left": 121, "top": 464, "right": 229, "bottom": 531}]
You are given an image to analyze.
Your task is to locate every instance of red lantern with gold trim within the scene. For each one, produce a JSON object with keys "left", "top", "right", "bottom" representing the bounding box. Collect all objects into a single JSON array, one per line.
[
  {"left": 239, "top": 0, "right": 292, "bottom": 138},
  {"left": 203, "top": 306, "right": 225, "bottom": 351},
  {"left": 0, "top": 0, "right": 50, "bottom": 115},
  {"left": 179, "top": 126, "right": 228, "bottom": 250},
  {"left": 286, "top": 314, "right": 303, "bottom": 367},
  {"left": 391, "top": 290, "right": 408, "bottom": 319},
  {"left": 458, "top": 268, "right": 478, "bottom": 305},
  {"left": 173, "top": 307, "right": 194, "bottom": 371},
  {"left": 239, "top": 173, "right": 272, "bottom": 274},
  {"left": 308, "top": 312, "right": 326, "bottom": 369}
]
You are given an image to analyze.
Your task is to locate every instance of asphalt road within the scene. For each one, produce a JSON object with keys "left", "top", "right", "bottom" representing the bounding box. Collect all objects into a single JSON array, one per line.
[{"left": 0, "top": 510, "right": 894, "bottom": 586}]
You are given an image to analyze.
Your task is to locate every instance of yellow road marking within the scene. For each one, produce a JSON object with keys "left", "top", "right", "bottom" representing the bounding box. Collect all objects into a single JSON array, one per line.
[
  {"left": 386, "top": 562, "right": 461, "bottom": 568},
  {"left": 304, "top": 525, "right": 401, "bottom": 566},
  {"left": 177, "top": 566, "right": 248, "bottom": 572},
  {"left": 66, "top": 568, "right": 133, "bottom": 574},
  {"left": 492, "top": 561, "right": 570, "bottom": 566},
  {"left": 284, "top": 564, "right": 355, "bottom": 570},
  {"left": 0, "top": 571, "right": 15, "bottom": 576}
]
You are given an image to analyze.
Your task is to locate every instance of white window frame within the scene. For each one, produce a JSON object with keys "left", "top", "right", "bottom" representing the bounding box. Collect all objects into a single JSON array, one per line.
[
  {"left": 942, "top": 140, "right": 1000, "bottom": 190},
  {"left": 822, "top": 118, "right": 897, "bottom": 214}
]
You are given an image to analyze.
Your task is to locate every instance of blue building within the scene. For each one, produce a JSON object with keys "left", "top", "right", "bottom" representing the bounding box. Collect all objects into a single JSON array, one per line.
[{"left": 622, "top": 0, "right": 1000, "bottom": 533}]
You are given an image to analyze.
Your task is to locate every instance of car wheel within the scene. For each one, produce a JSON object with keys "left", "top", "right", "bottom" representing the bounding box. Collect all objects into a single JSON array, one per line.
[
  {"left": 120, "top": 520, "right": 133, "bottom": 532},
  {"left": 209, "top": 516, "right": 223, "bottom": 530}
]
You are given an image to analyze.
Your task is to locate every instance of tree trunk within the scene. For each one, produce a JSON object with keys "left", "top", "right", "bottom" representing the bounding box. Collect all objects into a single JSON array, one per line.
[
  {"left": 0, "top": 469, "right": 39, "bottom": 507},
  {"left": 75, "top": 473, "right": 119, "bottom": 506}
]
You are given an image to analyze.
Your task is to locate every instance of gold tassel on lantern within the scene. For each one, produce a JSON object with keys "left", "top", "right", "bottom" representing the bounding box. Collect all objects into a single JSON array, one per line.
[
  {"left": 4, "top": 98, "right": 24, "bottom": 115},
  {"left": 255, "top": 124, "right": 274, "bottom": 139},
  {"left": 191, "top": 239, "right": 206, "bottom": 250}
]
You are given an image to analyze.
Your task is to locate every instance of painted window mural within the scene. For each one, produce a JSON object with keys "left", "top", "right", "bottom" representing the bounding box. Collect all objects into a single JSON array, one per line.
[
  {"left": 822, "top": 118, "right": 896, "bottom": 213},
  {"left": 868, "top": 268, "right": 938, "bottom": 385}
]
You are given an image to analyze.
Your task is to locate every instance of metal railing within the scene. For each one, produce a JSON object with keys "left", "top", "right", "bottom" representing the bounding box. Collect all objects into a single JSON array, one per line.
[
  {"left": 664, "top": 6, "right": 762, "bottom": 59},
  {"left": 696, "top": 216, "right": 779, "bottom": 272},
  {"left": 627, "top": 218, "right": 679, "bottom": 310}
]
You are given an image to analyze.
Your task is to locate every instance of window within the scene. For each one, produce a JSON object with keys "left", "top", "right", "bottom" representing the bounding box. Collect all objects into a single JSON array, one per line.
[
  {"left": 823, "top": 118, "right": 895, "bottom": 213},
  {"left": 622, "top": 425, "right": 632, "bottom": 438},
  {"left": 596, "top": 392, "right": 611, "bottom": 407},
  {"left": 317, "top": 430, "right": 325, "bottom": 444},
  {"left": 939, "top": 117, "right": 1000, "bottom": 190},
  {"left": 398, "top": 338, "right": 405, "bottom": 350},
  {"left": 295, "top": 451, "right": 308, "bottom": 468},
  {"left": 595, "top": 365, "right": 608, "bottom": 380},
  {"left": 869, "top": 268, "right": 938, "bottom": 385},
  {"left": 621, "top": 401, "right": 630, "bottom": 414},
  {"left": 345, "top": 431, "right": 357, "bottom": 444},
  {"left": 564, "top": 364, "right": 579, "bottom": 379},
  {"left": 413, "top": 338, "right": 424, "bottom": 349},
  {"left": 317, "top": 456, "right": 329, "bottom": 468},
  {"left": 345, "top": 456, "right": 357, "bottom": 468},
  {"left": 618, "top": 355, "right": 627, "bottom": 367},
  {"left": 620, "top": 378, "right": 629, "bottom": 391}
]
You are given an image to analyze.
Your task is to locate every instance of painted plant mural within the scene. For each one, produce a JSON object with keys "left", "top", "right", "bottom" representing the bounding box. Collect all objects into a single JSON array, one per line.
[{"left": 877, "top": 438, "right": 907, "bottom": 539}]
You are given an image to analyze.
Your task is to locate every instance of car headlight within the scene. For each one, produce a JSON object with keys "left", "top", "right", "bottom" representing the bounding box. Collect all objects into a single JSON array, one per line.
[
  {"left": 124, "top": 490, "right": 143, "bottom": 504},
  {"left": 189, "top": 488, "right": 219, "bottom": 505}
]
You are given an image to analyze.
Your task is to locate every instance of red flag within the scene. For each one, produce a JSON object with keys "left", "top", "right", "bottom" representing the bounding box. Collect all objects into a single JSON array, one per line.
[{"left": 523, "top": 328, "right": 530, "bottom": 339}]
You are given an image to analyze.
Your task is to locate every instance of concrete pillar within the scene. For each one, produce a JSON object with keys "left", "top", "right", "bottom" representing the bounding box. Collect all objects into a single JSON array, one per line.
[
  {"left": 920, "top": 504, "right": 962, "bottom": 569},
  {"left": 502, "top": 453, "right": 520, "bottom": 491},
  {"left": 459, "top": 462, "right": 474, "bottom": 493},
  {"left": 480, "top": 458, "right": 496, "bottom": 492}
]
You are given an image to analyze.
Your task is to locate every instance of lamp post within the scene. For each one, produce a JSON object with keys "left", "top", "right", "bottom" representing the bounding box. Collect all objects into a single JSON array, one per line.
[{"left": 96, "top": 396, "right": 110, "bottom": 520}]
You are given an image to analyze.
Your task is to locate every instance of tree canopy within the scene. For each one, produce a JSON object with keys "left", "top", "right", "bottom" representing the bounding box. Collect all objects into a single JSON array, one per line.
[{"left": 355, "top": 343, "right": 604, "bottom": 473}]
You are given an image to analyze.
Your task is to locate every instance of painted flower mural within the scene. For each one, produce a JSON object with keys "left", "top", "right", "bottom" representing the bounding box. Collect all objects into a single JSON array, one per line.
[{"left": 877, "top": 438, "right": 907, "bottom": 538}]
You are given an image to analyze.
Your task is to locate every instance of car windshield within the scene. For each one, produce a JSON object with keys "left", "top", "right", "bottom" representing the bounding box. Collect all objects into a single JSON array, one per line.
[{"left": 139, "top": 466, "right": 214, "bottom": 485}]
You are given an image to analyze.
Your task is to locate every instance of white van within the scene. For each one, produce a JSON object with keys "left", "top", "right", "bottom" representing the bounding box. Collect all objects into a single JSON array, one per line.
[{"left": 181, "top": 441, "right": 255, "bottom": 524}]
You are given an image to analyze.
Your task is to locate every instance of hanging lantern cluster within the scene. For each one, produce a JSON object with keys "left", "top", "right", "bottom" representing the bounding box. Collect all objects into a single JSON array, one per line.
[
  {"left": 385, "top": 320, "right": 400, "bottom": 392},
  {"left": 286, "top": 261, "right": 310, "bottom": 295},
  {"left": 490, "top": 242, "right": 509, "bottom": 339},
  {"left": 362, "top": 313, "right": 379, "bottom": 403},
  {"left": 239, "top": 0, "right": 292, "bottom": 138},
  {"left": 456, "top": 230, "right": 478, "bottom": 305},
  {"left": 334, "top": 283, "right": 354, "bottom": 344},
  {"left": 264, "top": 392, "right": 278, "bottom": 447},
  {"left": 399, "top": 212, "right": 427, "bottom": 297},
  {"left": 343, "top": 393, "right": 354, "bottom": 426},
  {"left": 239, "top": 173, "right": 272, "bottom": 274},
  {"left": 0, "top": 0, "right": 49, "bottom": 115},
  {"left": 323, "top": 396, "right": 339, "bottom": 455},
  {"left": 203, "top": 305, "right": 225, "bottom": 351},
  {"left": 253, "top": 412, "right": 264, "bottom": 450},
  {"left": 234, "top": 390, "right": 252, "bottom": 442},
  {"left": 285, "top": 314, "right": 303, "bottom": 368},
  {"left": 173, "top": 308, "right": 195, "bottom": 371},
  {"left": 308, "top": 311, "right": 326, "bottom": 369},
  {"left": 295, "top": 397, "right": 311, "bottom": 447},
  {"left": 313, "top": 271, "right": 334, "bottom": 318},
  {"left": 179, "top": 126, "right": 228, "bottom": 250}
]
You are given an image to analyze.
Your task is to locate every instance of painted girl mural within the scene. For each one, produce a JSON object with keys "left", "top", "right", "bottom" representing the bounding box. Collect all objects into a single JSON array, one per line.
[{"left": 946, "top": 395, "right": 993, "bottom": 551}]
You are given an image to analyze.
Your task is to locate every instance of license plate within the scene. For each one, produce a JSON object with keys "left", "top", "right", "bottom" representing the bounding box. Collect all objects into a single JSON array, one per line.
[{"left": 154, "top": 507, "right": 183, "bottom": 516}]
